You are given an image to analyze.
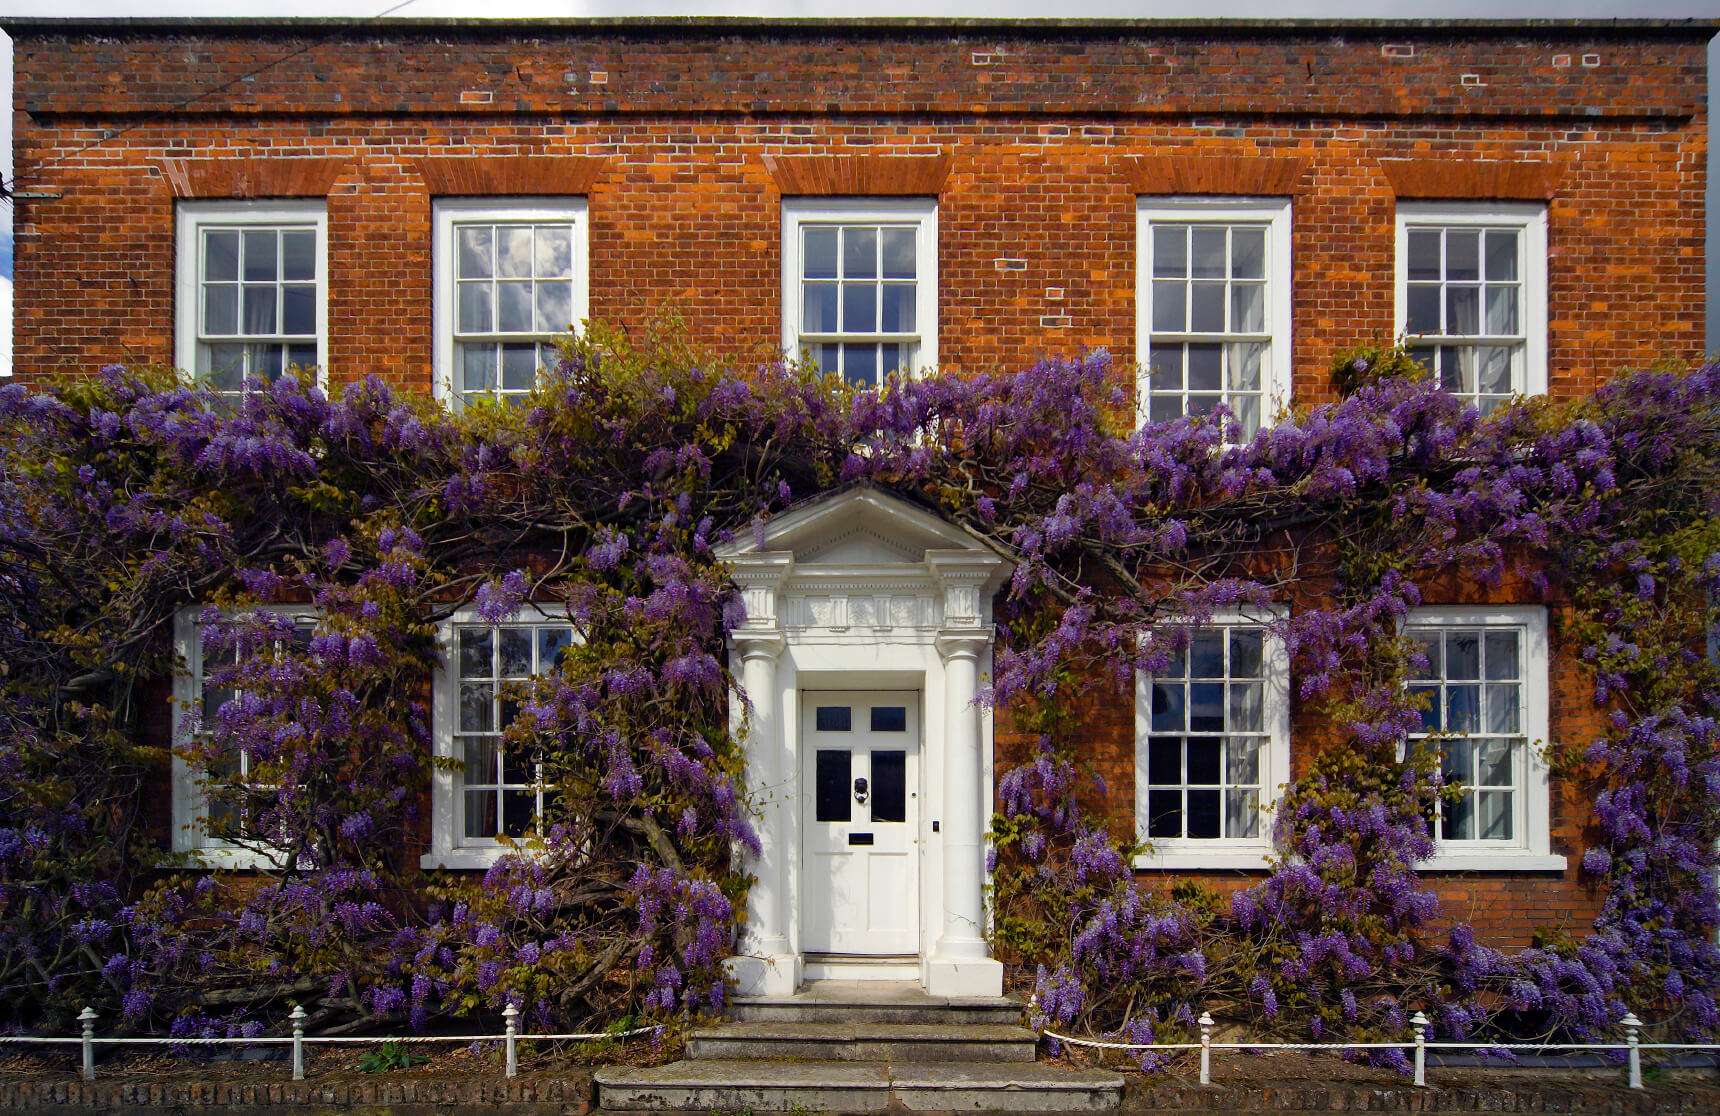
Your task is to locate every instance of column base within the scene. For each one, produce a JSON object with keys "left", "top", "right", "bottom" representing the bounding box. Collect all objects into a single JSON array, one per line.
[
  {"left": 924, "top": 955, "right": 1004, "bottom": 998},
  {"left": 725, "top": 952, "right": 802, "bottom": 999}
]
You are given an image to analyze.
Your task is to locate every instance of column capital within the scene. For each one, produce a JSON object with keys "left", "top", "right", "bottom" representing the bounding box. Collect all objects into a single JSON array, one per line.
[
  {"left": 727, "top": 551, "right": 794, "bottom": 633},
  {"left": 935, "top": 628, "right": 992, "bottom": 664},
  {"left": 925, "top": 550, "right": 1008, "bottom": 628},
  {"left": 733, "top": 629, "right": 785, "bottom": 662}
]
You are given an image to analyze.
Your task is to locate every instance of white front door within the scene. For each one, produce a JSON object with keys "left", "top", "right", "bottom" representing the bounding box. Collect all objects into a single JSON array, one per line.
[{"left": 801, "top": 690, "right": 920, "bottom": 955}]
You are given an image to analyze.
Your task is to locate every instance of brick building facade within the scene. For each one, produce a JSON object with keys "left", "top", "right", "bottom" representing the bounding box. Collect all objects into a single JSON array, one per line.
[{"left": 3, "top": 17, "right": 1712, "bottom": 987}]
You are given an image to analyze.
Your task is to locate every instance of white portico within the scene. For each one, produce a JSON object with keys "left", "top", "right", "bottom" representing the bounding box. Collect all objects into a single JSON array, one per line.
[{"left": 717, "top": 486, "right": 1012, "bottom": 1000}]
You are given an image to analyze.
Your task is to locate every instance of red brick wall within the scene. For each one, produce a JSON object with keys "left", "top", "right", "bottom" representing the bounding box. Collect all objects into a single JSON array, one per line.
[{"left": 6, "top": 19, "right": 1710, "bottom": 949}]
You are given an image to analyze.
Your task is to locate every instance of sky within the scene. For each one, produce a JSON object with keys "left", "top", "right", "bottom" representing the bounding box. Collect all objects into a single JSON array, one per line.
[{"left": 1, "top": 1, "right": 1717, "bottom": 377}]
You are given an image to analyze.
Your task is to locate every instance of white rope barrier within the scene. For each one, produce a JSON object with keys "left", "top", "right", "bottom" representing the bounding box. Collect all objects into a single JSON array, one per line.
[
  {"left": 1032, "top": 1002, "right": 1702, "bottom": 1089},
  {"left": 0, "top": 1004, "right": 664, "bottom": 1082}
]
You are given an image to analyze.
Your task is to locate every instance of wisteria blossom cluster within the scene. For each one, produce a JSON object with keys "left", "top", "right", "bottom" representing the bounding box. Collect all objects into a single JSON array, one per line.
[{"left": 0, "top": 325, "right": 1715, "bottom": 1070}]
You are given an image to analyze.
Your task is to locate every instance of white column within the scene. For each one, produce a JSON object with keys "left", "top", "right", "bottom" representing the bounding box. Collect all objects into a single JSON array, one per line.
[{"left": 723, "top": 555, "right": 799, "bottom": 999}]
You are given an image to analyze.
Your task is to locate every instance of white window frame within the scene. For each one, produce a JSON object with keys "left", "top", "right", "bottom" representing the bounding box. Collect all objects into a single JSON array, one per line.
[
  {"left": 174, "top": 200, "right": 329, "bottom": 394},
  {"left": 423, "top": 604, "right": 584, "bottom": 869},
  {"left": 1395, "top": 201, "right": 1549, "bottom": 402},
  {"left": 1133, "top": 608, "right": 1291, "bottom": 870},
  {"left": 1405, "top": 605, "right": 1564, "bottom": 872},
  {"left": 780, "top": 196, "right": 939, "bottom": 382},
  {"left": 170, "top": 604, "right": 319, "bottom": 870},
  {"left": 432, "top": 197, "right": 590, "bottom": 409},
  {"left": 1136, "top": 196, "right": 1293, "bottom": 434}
]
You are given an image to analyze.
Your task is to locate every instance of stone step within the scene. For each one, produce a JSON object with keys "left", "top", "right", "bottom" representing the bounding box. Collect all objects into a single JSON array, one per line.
[
  {"left": 729, "top": 979, "right": 1024, "bottom": 1025},
  {"left": 688, "top": 1021, "right": 1039, "bottom": 1062},
  {"left": 594, "top": 1058, "right": 1124, "bottom": 1112}
]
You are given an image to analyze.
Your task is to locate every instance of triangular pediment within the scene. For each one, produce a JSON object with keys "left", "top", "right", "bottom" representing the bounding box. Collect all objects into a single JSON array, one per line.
[{"left": 716, "top": 485, "right": 1001, "bottom": 567}]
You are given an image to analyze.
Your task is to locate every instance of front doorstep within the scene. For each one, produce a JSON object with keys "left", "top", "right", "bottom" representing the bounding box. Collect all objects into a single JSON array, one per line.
[
  {"left": 725, "top": 952, "right": 802, "bottom": 999},
  {"left": 925, "top": 955, "right": 1004, "bottom": 998}
]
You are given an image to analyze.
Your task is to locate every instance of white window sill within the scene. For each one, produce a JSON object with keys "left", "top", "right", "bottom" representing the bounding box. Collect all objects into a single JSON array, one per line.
[
  {"left": 176, "top": 845, "right": 287, "bottom": 871},
  {"left": 1418, "top": 851, "right": 1567, "bottom": 873},
  {"left": 1133, "top": 847, "right": 1274, "bottom": 871},
  {"left": 420, "top": 848, "right": 508, "bottom": 871}
]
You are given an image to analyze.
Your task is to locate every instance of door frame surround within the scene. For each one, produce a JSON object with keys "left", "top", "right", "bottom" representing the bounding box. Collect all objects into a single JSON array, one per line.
[{"left": 716, "top": 486, "right": 1012, "bottom": 999}]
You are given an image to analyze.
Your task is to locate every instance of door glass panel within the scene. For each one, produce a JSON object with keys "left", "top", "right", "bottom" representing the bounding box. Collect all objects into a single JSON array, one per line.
[
  {"left": 816, "top": 706, "right": 852, "bottom": 732},
  {"left": 870, "top": 706, "right": 907, "bottom": 732},
  {"left": 871, "top": 750, "right": 906, "bottom": 822},
  {"left": 815, "top": 749, "right": 852, "bottom": 822}
]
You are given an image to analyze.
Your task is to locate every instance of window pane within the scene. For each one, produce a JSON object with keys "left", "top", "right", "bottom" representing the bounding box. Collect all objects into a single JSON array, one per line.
[
  {"left": 1485, "top": 685, "right": 1520, "bottom": 734},
  {"left": 1406, "top": 284, "right": 1441, "bottom": 335},
  {"left": 803, "top": 282, "right": 838, "bottom": 333},
  {"left": 458, "top": 282, "right": 492, "bottom": 333},
  {"left": 1187, "top": 788, "right": 1220, "bottom": 838},
  {"left": 202, "top": 344, "right": 244, "bottom": 392},
  {"left": 242, "top": 285, "right": 277, "bottom": 335},
  {"left": 1478, "top": 738, "right": 1514, "bottom": 786},
  {"left": 1187, "top": 736, "right": 1221, "bottom": 784},
  {"left": 1485, "top": 286, "right": 1519, "bottom": 335},
  {"left": 1229, "top": 683, "right": 1263, "bottom": 732},
  {"left": 1445, "top": 230, "right": 1480, "bottom": 281},
  {"left": 535, "top": 227, "right": 572, "bottom": 277},
  {"left": 459, "top": 684, "right": 494, "bottom": 732},
  {"left": 1190, "top": 227, "right": 1226, "bottom": 278},
  {"left": 843, "top": 343, "right": 878, "bottom": 387},
  {"left": 459, "top": 628, "right": 493, "bottom": 676},
  {"left": 1186, "top": 344, "right": 1222, "bottom": 393},
  {"left": 1477, "top": 346, "right": 1515, "bottom": 394},
  {"left": 1443, "top": 741, "right": 1474, "bottom": 784},
  {"left": 1148, "top": 736, "right": 1181, "bottom": 784},
  {"left": 281, "top": 231, "right": 316, "bottom": 281},
  {"left": 204, "top": 230, "right": 239, "bottom": 281},
  {"left": 1231, "top": 227, "right": 1265, "bottom": 279},
  {"left": 880, "top": 283, "right": 916, "bottom": 333},
  {"left": 1189, "top": 683, "right": 1224, "bottom": 732},
  {"left": 803, "top": 228, "right": 838, "bottom": 279},
  {"left": 501, "top": 789, "right": 536, "bottom": 837},
  {"left": 252, "top": 344, "right": 285, "bottom": 381},
  {"left": 497, "top": 282, "right": 533, "bottom": 332},
  {"left": 1484, "top": 230, "right": 1519, "bottom": 280},
  {"left": 1230, "top": 282, "right": 1264, "bottom": 333},
  {"left": 465, "top": 789, "right": 498, "bottom": 840},
  {"left": 287, "top": 343, "right": 318, "bottom": 373},
  {"left": 1147, "top": 346, "right": 1183, "bottom": 390},
  {"left": 1407, "top": 229, "right": 1442, "bottom": 282},
  {"left": 842, "top": 227, "right": 877, "bottom": 278},
  {"left": 870, "top": 706, "right": 907, "bottom": 732},
  {"left": 1151, "top": 683, "right": 1185, "bottom": 732},
  {"left": 1190, "top": 281, "right": 1225, "bottom": 332},
  {"left": 242, "top": 230, "right": 278, "bottom": 281},
  {"left": 1151, "top": 281, "right": 1187, "bottom": 332},
  {"left": 461, "top": 344, "right": 495, "bottom": 393},
  {"left": 1147, "top": 788, "right": 1183, "bottom": 837},
  {"left": 204, "top": 284, "right": 238, "bottom": 335},
  {"left": 463, "top": 737, "right": 498, "bottom": 785},
  {"left": 1227, "top": 738, "right": 1260, "bottom": 785},
  {"left": 1229, "top": 630, "right": 1263, "bottom": 677},
  {"left": 815, "top": 706, "right": 852, "bottom": 732},
  {"left": 841, "top": 283, "right": 877, "bottom": 332},
  {"left": 1231, "top": 396, "right": 1260, "bottom": 439},
  {"left": 501, "top": 344, "right": 537, "bottom": 391},
  {"left": 497, "top": 227, "right": 534, "bottom": 278},
  {"left": 458, "top": 227, "right": 493, "bottom": 278},
  {"left": 1152, "top": 225, "right": 1187, "bottom": 278},
  {"left": 1190, "top": 631, "right": 1225, "bottom": 677},
  {"left": 1477, "top": 790, "right": 1512, "bottom": 840},
  {"left": 1446, "top": 285, "right": 1480, "bottom": 336},
  {"left": 1447, "top": 685, "right": 1479, "bottom": 733},
  {"left": 1227, "top": 342, "right": 1263, "bottom": 392},
  {"left": 538, "top": 626, "right": 573, "bottom": 668},
  {"left": 536, "top": 281, "right": 573, "bottom": 333},
  {"left": 815, "top": 749, "right": 852, "bottom": 822},
  {"left": 1149, "top": 394, "right": 1185, "bottom": 424},
  {"left": 1447, "top": 632, "right": 1480, "bottom": 678},
  {"left": 871, "top": 750, "right": 906, "bottom": 823},
  {"left": 282, "top": 284, "right": 316, "bottom": 336},
  {"left": 1442, "top": 792, "right": 1474, "bottom": 841},
  {"left": 1484, "top": 631, "right": 1520, "bottom": 678},
  {"left": 499, "top": 627, "right": 533, "bottom": 675},
  {"left": 880, "top": 227, "right": 916, "bottom": 278},
  {"left": 1410, "top": 685, "right": 1441, "bottom": 732},
  {"left": 1226, "top": 788, "right": 1259, "bottom": 838}
]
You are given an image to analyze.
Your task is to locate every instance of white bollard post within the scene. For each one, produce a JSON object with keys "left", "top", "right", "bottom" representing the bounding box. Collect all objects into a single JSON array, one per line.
[
  {"left": 1198, "top": 1010, "right": 1214, "bottom": 1085},
  {"left": 1622, "top": 1011, "right": 1643, "bottom": 1090},
  {"left": 502, "top": 1004, "right": 519, "bottom": 1079},
  {"left": 1410, "top": 1011, "right": 1429, "bottom": 1087},
  {"left": 78, "top": 1007, "right": 98, "bottom": 1082},
  {"left": 289, "top": 1004, "right": 306, "bottom": 1081}
]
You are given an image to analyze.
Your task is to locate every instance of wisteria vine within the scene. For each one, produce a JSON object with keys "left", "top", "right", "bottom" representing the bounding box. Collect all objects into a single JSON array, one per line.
[{"left": 0, "top": 324, "right": 1714, "bottom": 1073}]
